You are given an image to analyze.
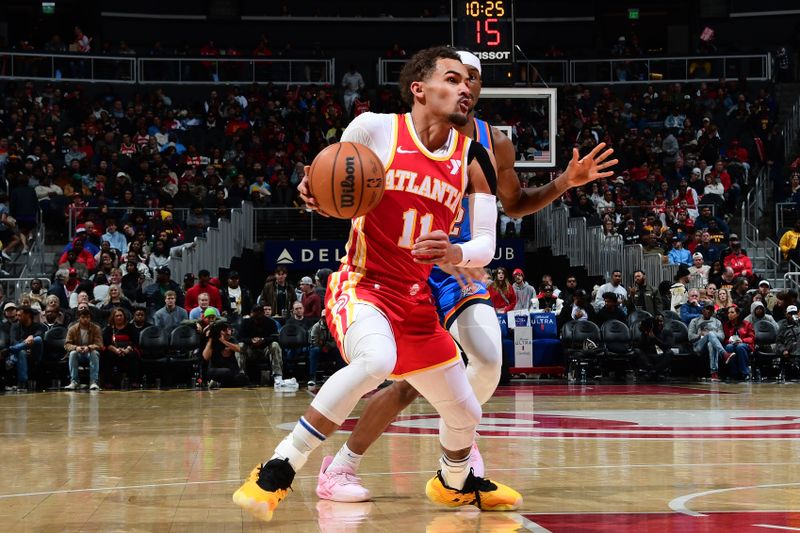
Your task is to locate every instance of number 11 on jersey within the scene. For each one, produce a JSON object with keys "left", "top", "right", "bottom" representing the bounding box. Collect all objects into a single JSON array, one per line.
[{"left": 398, "top": 209, "right": 434, "bottom": 248}]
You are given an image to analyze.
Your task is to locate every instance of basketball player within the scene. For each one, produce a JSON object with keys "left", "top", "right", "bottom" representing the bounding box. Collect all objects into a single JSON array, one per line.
[
  {"left": 234, "top": 46, "right": 520, "bottom": 522},
  {"left": 308, "top": 50, "right": 618, "bottom": 502}
]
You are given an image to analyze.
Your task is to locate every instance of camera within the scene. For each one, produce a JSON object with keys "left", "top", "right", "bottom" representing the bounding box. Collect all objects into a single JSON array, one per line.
[{"left": 207, "top": 319, "right": 229, "bottom": 340}]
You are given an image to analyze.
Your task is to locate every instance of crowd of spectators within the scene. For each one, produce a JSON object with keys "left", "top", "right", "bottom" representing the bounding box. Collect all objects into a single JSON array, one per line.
[
  {"left": 496, "top": 264, "right": 800, "bottom": 383},
  {"left": 0, "top": 39, "right": 794, "bottom": 392}
]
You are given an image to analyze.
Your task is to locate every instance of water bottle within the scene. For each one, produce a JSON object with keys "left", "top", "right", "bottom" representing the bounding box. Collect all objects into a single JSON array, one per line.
[
  {"left": 193, "top": 361, "right": 202, "bottom": 389},
  {"left": 141, "top": 374, "right": 147, "bottom": 390},
  {"left": 580, "top": 366, "right": 587, "bottom": 384}
]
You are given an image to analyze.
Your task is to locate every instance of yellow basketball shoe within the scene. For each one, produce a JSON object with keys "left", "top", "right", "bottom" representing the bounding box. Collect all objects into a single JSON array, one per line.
[
  {"left": 233, "top": 458, "right": 295, "bottom": 522},
  {"left": 425, "top": 470, "right": 522, "bottom": 511}
]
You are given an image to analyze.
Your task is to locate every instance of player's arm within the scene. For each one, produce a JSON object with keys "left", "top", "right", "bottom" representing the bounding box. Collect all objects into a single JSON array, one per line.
[
  {"left": 494, "top": 130, "right": 618, "bottom": 218},
  {"left": 413, "top": 142, "right": 497, "bottom": 268}
]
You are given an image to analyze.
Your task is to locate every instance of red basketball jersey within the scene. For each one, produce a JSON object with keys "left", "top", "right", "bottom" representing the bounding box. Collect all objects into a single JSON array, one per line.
[{"left": 340, "top": 113, "right": 470, "bottom": 300}]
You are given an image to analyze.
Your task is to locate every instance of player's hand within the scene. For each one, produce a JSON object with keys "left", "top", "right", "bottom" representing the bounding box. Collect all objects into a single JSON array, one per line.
[
  {"left": 563, "top": 142, "right": 618, "bottom": 188},
  {"left": 297, "top": 168, "right": 331, "bottom": 217},
  {"left": 412, "top": 230, "right": 460, "bottom": 264},
  {"left": 436, "top": 263, "right": 485, "bottom": 291}
]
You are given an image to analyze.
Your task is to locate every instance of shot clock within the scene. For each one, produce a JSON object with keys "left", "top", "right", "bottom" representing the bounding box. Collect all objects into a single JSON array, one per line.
[{"left": 451, "top": 0, "right": 515, "bottom": 64}]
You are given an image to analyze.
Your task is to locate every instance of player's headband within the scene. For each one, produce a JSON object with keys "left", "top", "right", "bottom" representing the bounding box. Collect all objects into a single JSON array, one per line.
[{"left": 456, "top": 50, "right": 482, "bottom": 75}]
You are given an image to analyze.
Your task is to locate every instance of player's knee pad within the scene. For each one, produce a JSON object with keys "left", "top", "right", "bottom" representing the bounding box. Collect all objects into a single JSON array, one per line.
[
  {"left": 435, "top": 394, "right": 482, "bottom": 451},
  {"left": 344, "top": 304, "right": 397, "bottom": 380},
  {"left": 451, "top": 304, "right": 502, "bottom": 370}
]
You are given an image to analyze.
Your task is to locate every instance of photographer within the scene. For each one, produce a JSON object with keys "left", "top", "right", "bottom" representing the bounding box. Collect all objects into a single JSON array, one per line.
[{"left": 201, "top": 320, "right": 249, "bottom": 388}]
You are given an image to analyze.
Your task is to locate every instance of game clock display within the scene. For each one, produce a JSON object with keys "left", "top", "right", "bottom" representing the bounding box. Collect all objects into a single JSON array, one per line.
[{"left": 451, "top": 0, "right": 515, "bottom": 64}]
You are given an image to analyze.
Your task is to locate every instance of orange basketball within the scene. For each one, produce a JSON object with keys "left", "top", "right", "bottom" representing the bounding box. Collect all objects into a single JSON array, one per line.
[{"left": 308, "top": 142, "right": 385, "bottom": 219}]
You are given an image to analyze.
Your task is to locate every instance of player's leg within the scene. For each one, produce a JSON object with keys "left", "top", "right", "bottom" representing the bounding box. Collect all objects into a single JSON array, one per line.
[
  {"left": 316, "top": 379, "right": 420, "bottom": 502},
  {"left": 233, "top": 304, "right": 396, "bottom": 521},
  {"left": 444, "top": 302, "right": 502, "bottom": 477},
  {"left": 405, "top": 360, "right": 522, "bottom": 511},
  {"left": 449, "top": 302, "right": 502, "bottom": 405}
]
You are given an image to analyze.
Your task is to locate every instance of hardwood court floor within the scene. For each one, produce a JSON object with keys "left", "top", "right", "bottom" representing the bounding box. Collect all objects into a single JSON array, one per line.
[{"left": 1, "top": 382, "right": 800, "bottom": 532}]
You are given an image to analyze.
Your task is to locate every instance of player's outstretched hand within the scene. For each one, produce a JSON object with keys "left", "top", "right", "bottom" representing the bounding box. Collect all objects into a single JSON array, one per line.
[
  {"left": 412, "top": 230, "right": 461, "bottom": 264},
  {"left": 297, "top": 167, "right": 331, "bottom": 217},
  {"left": 436, "top": 264, "right": 485, "bottom": 291},
  {"left": 563, "top": 142, "right": 619, "bottom": 188}
]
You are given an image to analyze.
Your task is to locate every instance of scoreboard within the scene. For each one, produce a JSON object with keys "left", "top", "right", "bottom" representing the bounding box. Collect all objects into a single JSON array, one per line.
[{"left": 451, "top": 0, "right": 515, "bottom": 64}]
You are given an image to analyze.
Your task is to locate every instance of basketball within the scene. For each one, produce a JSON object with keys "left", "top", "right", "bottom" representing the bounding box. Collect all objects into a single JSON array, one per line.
[{"left": 308, "top": 142, "right": 385, "bottom": 219}]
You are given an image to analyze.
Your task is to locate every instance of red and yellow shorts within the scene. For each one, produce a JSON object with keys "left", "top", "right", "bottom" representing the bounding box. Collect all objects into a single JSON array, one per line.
[{"left": 327, "top": 270, "right": 460, "bottom": 379}]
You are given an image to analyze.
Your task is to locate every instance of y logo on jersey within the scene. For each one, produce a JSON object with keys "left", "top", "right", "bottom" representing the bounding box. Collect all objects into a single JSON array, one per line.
[{"left": 448, "top": 159, "right": 462, "bottom": 175}]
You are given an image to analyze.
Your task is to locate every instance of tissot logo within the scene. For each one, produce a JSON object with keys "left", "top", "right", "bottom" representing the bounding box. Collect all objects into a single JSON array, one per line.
[{"left": 475, "top": 51, "right": 511, "bottom": 60}]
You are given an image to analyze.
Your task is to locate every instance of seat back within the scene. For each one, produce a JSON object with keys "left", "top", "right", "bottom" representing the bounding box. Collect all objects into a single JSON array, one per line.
[
  {"left": 571, "top": 320, "right": 601, "bottom": 347},
  {"left": 754, "top": 320, "right": 778, "bottom": 346},
  {"left": 601, "top": 320, "right": 632, "bottom": 354},
  {"left": 663, "top": 319, "right": 690, "bottom": 346},
  {"left": 279, "top": 323, "right": 308, "bottom": 348},
  {"left": 44, "top": 326, "right": 68, "bottom": 357},
  {"left": 169, "top": 324, "right": 202, "bottom": 353},
  {"left": 662, "top": 310, "right": 681, "bottom": 321},
  {"left": 627, "top": 310, "right": 652, "bottom": 328},
  {"left": 139, "top": 326, "right": 169, "bottom": 357},
  {"left": 561, "top": 320, "right": 577, "bottom": 345}
]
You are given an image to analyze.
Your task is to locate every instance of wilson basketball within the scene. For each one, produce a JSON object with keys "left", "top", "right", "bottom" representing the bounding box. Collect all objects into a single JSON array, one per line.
[{"left": 308, "top": 142, "right": 385, "bottom": 219}]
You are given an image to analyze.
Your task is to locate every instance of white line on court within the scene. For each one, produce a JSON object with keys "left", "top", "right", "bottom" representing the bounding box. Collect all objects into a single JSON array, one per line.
[
  {"left": 669, "top": 483, "right": 800, "bottom": 517},
  {"left": 753, "top": 526, "right": 800, "bottom": 531},
  {"left": 1, "top": 461, "right": 799, "bottom": 500}
]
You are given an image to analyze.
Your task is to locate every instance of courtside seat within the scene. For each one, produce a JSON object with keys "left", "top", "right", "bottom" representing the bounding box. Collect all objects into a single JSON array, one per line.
[{"left": 752, "top": 320, "right": 779, "bottom": 381}]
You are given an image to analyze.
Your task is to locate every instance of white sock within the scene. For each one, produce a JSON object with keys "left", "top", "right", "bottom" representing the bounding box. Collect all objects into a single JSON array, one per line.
[
  {"left": 270, "top": 416, "right": 325, "bottom": 472},
  {"left": 440, "top": 453, "right": 471, "bottom": 490},
  {"left": 328, "top": 443, "right": 363, "bottom": 473}
]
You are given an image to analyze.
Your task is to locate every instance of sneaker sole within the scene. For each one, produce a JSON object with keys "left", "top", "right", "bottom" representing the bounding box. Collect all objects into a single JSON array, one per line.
[
  {"left": 232, "top": 489, "right": 275, "bottom": 522},
  {"left": 476, "top": 497, "right": 523, "bottom": 511}
]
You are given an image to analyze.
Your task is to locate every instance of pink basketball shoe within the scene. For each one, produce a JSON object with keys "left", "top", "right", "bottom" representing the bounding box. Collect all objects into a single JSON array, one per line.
[{"left": 316, "top": 455, "right": 371, "bottom": 503}]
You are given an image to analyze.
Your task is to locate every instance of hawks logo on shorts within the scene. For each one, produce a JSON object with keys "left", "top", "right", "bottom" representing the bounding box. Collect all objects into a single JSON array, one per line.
[{"left": 327, "top": 113, "right": 470, "bottom": 377}]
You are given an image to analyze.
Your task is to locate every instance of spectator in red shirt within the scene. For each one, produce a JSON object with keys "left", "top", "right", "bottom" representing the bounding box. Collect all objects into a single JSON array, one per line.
[
  {"left": 58, "top": 239, "right": 96, "bottom": 272},
  {"left": 488, "top": 267, "right": 517, "bottom": 313},
  {"left": 298, "top": 276, "right": 321, "bottom": 320},
  {"left": 184, "top": 269, "right": 222, "bottom": 312},
  {"left": 722, "top": 234, "right": 753, "bottom": 279}
]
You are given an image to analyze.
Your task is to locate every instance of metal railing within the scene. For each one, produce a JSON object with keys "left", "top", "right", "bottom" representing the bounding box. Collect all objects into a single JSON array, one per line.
[
  {"left": 0, "top": 51, "right": 136, "bottom": 83},
  {"left": 785, "top": 95, "right": 800, "bottom": 162},
  {"left": 378, "top": 53, "right": 771, "bottom": 86},
  {"left": 0, "top": 51, "right": 333, "bottom": 85},
  {"left": 67, "top": 207, "right": 195, "bottom": 242},
  {"left": 784, "top": 259, "right": 800, "bottom": 293},
  {"left": 518, "top": 60, "right": 570, "bottom": 85},
  {"left": 571, "top": 54, "right": 771, "bottom": 85},
  {"left": 167, "top": 201, "right": 254, "bottom": 281},
  {"left": 566, "top": 217, "right": 588, "bottom": 267},
  {"left": 1, "top": 277, "right": 51, "bottom": 304},
  {"left": 252, "top": 207, "right": 352, "bottom": 241},
  {"left": 741, "top": 166, "right": 767, "bottom": 248},
  {"left": 16, "top": 210, "right": 47, "bottom": 279},
  {"left": 138, "top": 57, "right": 335, "bottom": 85},
  {"left": 776, "top": 202, "right": 796, "bottom": 235}
]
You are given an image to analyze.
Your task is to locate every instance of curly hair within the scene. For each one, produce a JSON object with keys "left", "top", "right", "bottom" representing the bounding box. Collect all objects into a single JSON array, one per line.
[{"left": 398, "top": 46, "right": 461, "bottom": 107}]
